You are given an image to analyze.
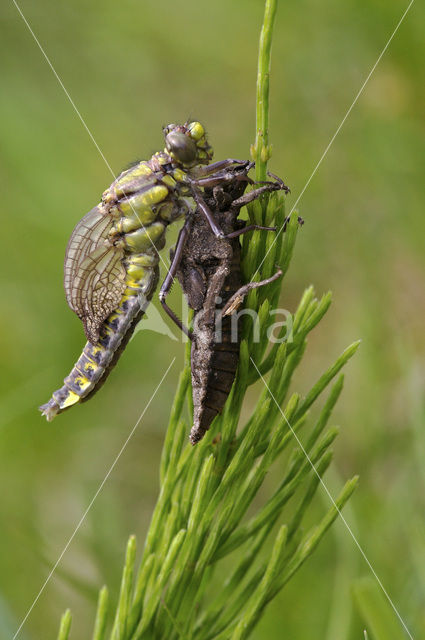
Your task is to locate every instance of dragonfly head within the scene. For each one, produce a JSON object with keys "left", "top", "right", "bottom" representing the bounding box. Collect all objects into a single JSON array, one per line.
[{"left": 164, "top": 121, "right": 213, "bottom": 168}]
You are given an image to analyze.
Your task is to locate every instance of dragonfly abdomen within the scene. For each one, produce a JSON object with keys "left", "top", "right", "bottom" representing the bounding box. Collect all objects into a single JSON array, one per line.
[
  {"left": 40, "top": 257, "right": 159, "bottom": 421},
  {"left": 40, "top": 160, "right": 178, "bottom": 421}
]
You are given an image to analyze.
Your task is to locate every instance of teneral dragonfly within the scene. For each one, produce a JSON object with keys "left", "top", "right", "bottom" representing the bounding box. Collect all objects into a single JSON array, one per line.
[{"left": 40, "top": 122, "right": 254, "bottom": 421}]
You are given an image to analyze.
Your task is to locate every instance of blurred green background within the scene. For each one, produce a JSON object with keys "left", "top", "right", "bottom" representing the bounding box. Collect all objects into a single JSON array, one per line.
[{"left": 0, "top": 0, "right": 424, "bottom": 638}]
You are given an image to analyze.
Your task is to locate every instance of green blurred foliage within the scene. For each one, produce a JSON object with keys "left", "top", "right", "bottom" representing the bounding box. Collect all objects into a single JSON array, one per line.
[{"left": 0, "top": 0, "right": 423, "bottom": 638}]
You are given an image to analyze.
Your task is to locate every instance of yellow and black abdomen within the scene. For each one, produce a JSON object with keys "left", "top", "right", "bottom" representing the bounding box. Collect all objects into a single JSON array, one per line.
[
  {"left": 40, "top": 253, "right": 160, "bottom": 421},
  {"left": 39, "top": 165, "right": 175, "bottom": 421}
]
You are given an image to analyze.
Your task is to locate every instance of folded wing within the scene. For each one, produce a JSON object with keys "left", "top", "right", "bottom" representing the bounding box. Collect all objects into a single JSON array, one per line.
[{"left": 64, "top": 206, "right": 126, "bottom": 344}]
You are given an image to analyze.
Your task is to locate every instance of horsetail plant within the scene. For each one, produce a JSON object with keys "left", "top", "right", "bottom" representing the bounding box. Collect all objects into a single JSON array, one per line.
[{"left": 56, "top": 1, "right": 358, "bottom": 637}]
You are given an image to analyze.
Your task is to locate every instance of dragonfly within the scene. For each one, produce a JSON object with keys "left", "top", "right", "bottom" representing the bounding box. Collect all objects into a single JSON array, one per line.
[
  {"left": 161, "top": 164, "right": 290, "bottom": 444},
  {"left": 40, "top": 121, "right": 256, "bottom": 421}
]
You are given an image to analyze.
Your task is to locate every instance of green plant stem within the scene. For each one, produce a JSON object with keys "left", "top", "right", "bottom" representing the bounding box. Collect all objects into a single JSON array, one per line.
[
  {"left": 55, "top": 3, "right": 360, "bottom": 638},
  {"left": 252, "top": 0, "right": 278, "bottom": 182}
]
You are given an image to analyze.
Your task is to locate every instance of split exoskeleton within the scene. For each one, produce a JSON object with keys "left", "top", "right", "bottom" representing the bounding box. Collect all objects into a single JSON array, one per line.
[{"left": 40, "top": 122, "right": 289, "bottom": 434}]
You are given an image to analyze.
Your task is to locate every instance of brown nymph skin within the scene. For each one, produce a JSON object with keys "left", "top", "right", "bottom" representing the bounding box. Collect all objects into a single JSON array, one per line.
[{"left": 174, "top": 168, "right": 287, "bottom": 444}]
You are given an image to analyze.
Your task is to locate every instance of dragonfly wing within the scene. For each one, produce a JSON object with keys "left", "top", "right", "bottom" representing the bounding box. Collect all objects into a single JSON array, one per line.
[{"left": 64, "top": 206, "right": 126, "bottom": 343}]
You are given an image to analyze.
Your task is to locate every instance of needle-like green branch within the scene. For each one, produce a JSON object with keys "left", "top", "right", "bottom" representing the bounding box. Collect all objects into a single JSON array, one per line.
[{"left": 56, "top": 2, "right": 358, "bottom": 638}]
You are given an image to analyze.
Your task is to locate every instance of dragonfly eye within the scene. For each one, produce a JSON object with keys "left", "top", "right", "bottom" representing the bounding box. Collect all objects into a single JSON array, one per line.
[{"left": 165, "top": 131, "right": 198, "bottom": 165}]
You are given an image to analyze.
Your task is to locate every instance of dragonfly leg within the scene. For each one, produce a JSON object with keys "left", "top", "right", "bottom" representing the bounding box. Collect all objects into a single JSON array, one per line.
[
  {"left": 231, "top": 181, "right": 289, "bottom": 210},
  {"left": 193, "top": 159, "right": 253, "bottom": 177},
  {"left": 159, "top": 218, "right": 193, "bottom": 339},
  {"left": 220, "top": 268, "right": 283, "bottom": 317},
  {"left": 193, "top": 170, "right": 253, "bottom": 189},
  {"left": 266, "top": 170, "right": 291, "bottom": 194},
  {"left": 224, "top": 224, "right": 276, "bottom": 239},
  {"left": 191, "top": 186, "right": 226, "bottom": 238},
  {"left": 227, "top": 213, "right": 303, "bottom": 240}
]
